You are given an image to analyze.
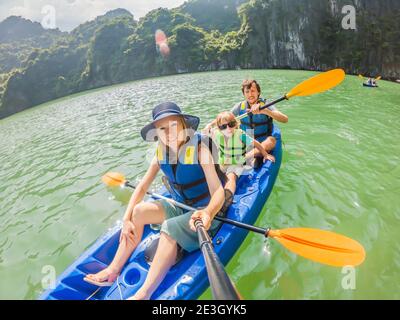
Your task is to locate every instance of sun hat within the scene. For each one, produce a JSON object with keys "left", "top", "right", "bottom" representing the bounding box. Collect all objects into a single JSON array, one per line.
[{"left": 140, "top": 102, "right": 200, "bottom": 142}]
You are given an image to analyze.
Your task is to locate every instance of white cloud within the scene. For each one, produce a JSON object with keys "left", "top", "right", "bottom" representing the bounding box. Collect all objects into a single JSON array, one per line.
[{"left": 0, "top": 0, "right": 187, "bottom": 31}]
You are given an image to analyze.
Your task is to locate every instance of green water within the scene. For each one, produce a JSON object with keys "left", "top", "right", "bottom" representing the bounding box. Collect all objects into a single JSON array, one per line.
[{"left": 0, "top": 70, "right": 399, "bottom": 300}]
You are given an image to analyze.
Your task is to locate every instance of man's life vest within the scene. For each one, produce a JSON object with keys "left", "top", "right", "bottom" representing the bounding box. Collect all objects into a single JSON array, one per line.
[{"left": 238, "top": 98, "right": 273, "bottom": 142}]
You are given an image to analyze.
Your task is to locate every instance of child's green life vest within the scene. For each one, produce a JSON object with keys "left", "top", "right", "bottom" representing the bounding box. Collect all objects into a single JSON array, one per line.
[{"left": 214, "top": 129, "right": 251, "bottom": 165}]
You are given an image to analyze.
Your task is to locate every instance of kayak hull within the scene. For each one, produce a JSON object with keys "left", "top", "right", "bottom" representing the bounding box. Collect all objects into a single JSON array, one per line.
[
  {"left": 363, "top": 83, "right": 378, "bottom": 88},
  {"left": 39, "top": 126, "right": 282, "bottom": 300}
]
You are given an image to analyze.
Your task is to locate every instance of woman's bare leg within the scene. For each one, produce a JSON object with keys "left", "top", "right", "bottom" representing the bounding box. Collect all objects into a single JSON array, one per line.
[
  {"left": 85, "top": 201, "right": 166, "bottom": 283},
  {"left": 128, "top": 232, "right": 178, "bottom": 300}
]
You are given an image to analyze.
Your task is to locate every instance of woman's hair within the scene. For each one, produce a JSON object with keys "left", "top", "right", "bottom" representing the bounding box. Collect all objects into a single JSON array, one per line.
[
  {"left": 179, "top": 116, "right": 188, "bottom": 131},
  {"left": 216, "top": 111, "right": 238, "bottom": 128},
  {"left": 174, "top": 116, "right": 190, "bottom": 143}
]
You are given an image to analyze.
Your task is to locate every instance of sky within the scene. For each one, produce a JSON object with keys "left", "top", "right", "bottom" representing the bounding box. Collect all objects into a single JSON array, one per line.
[{"left": 0, "top": 0, "right": 187, "bottom": 31}]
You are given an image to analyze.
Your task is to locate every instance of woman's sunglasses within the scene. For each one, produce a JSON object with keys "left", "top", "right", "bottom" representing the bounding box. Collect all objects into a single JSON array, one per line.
[{"left": 218, "top": 120, "right": 237, "bottom": 130}]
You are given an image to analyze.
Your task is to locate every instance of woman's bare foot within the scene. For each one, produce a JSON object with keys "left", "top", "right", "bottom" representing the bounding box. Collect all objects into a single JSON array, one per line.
[
  {"left": 84, "top": 266, "right": 120, "bottom": 286},
  {"left": 127, "top": 289, "right": 151, "bottom": 300}
]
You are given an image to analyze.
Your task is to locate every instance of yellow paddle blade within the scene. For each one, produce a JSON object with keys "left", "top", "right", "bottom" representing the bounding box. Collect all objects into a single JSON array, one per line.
[
  {"left": 268, "top": 228, "right": 366, "bottom": 267},
  {"left": 375, "top": 76, "right": 382, "bottom": 81},
  {"left": 286, "top": 69, "right": 345, "bottom": 99},
  {"left": 358, "top": 74, "right": 365, "bottom": 80},
  {"left": 102, "top": 172, "right": 126, "bottom": 187}
]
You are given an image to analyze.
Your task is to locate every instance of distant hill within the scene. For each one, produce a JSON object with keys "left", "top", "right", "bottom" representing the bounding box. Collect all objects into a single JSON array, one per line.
[
  {"left": 70, "top": 8, "right": 134, "bottom": 44},
  {"left": 0, "top": 16, "right": 64, "bottom": 43},
  {"left": 180, "top": 0, "right": 247, "bottom": 32},
  {"left": 0, "top": 16, "right": 66, "bottom": 73}
]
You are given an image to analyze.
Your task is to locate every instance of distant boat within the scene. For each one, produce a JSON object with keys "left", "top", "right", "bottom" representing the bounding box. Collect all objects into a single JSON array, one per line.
[{"left": 363, "top": 83, "right": 378, "bottom": 88}]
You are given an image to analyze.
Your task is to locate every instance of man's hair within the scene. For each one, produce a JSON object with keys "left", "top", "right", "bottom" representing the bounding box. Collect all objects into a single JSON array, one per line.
[{"left": 241, "top": 79, "right": 261, "bottom": 95}]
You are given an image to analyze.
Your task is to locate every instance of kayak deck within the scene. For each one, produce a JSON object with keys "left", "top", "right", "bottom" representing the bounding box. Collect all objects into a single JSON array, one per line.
[{"left": 39, "top": 126, "right": 282, "bottom": 300}]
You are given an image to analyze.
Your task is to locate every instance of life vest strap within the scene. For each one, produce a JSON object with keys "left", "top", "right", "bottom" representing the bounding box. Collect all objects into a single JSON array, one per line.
[
  {"left": 169, "top": 177, "right": 207, "bottom": 191},
  {"left": 183, "top": 192, "right": 210, "bottom": 207},
  {"left": 254, "top": 132, "right": 269, "bottom": 139},
  {"left": 162, "top": 176, "right": 210, "bottom": 207},
  {"left": 219, "top": 145, "right": 247, "bottom": 152},
  {"left": 220, "top": 149, "right": 247, "bottom": 157}
]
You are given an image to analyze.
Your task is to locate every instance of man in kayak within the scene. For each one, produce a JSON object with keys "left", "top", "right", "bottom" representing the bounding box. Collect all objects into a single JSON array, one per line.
[
  {"left": 205, "top": 79, "right": 288, "bottom": 166},
  {"left": 84, "top": 102, "right": 226, "bottom": 300}
]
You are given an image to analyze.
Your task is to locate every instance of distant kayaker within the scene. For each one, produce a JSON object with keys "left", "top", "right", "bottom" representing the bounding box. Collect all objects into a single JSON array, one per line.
[
  {"left": 212, "top": 111, "right": 275, "bottom": 200},
  {"left": 84, "top": 102, "right": 226, "bottom": 300},
  {"left": 205, "top": 79, "right": 288, "bottom": 166}
]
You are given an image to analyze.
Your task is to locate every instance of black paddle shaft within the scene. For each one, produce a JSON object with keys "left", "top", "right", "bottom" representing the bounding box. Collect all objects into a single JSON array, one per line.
[
  {"left": 260, "top": 95, "right": 288, "bottom": 111},
  {"left": 195, "top": 220, "right": 241, "bottom": 300},
  {"left": 125, "top": 181, "right": 270, "bottom": 237},
  {"left": 214, "top": 216, "right": 269, "bottom": 236},
  {"left": 238, "top": 95, "right": 288, "bottom": 120}
]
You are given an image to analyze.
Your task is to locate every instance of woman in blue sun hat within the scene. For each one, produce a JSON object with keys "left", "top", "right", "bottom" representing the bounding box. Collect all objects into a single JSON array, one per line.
[{"left": 84, "top": 102, "right": 226, "bottom": 300}]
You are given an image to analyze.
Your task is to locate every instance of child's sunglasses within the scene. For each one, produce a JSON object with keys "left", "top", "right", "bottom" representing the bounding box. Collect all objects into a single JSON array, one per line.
[{"left": 219, "top": 120, "right": 237, "bottom": 130}]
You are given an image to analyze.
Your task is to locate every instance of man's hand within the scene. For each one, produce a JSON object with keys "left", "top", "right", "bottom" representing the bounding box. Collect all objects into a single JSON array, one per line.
[
  {"left": 202, "top": 123, "right": 216, "bottom": 135},
  {"left": 202, "top": 123, "right": 212, "bottom": 134},
  {"left": 250, "top": 103, "right": 262, "bottom": 114},
  {"left": 189, "top": 210, "right": 212, "bottom": 232}
]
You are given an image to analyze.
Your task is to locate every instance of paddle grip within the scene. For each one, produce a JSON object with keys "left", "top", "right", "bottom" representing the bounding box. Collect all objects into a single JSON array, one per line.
[{"left": 194, "top": 219, "right": 241, "bottom": 300}]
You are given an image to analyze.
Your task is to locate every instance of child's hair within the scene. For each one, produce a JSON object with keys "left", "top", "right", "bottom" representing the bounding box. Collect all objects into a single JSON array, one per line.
[{"left": 216, "top": 111, "right": 238, "bottom": 129}]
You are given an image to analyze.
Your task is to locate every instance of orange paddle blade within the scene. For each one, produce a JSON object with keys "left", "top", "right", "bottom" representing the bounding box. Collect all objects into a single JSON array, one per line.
[
  {"left": 268, "top": 228, "right": 366, "bottom": 267},
  {"left": 102, "top": 172, "right": 126, "bottom": 187},
  {"left": 286, "top": 69, "right": 346, "bottom": 99},
  {"left": 375, "top": 76, "right": 382, "bottom": 81}
]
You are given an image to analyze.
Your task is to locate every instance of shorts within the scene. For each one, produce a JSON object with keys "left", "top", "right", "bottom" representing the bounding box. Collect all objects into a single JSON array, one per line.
[{"left": 158, "top": 199, "right": 223, "bottom": 253}]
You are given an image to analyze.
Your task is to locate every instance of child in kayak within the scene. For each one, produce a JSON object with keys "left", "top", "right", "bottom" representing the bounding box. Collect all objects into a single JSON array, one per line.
[{"left": 212, "top": 111, "right": 275, "bottom": 204}]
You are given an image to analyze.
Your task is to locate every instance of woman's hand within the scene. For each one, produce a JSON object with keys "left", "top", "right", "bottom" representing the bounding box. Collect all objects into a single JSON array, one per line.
[
  {"left": 189, "top": 210, "right": 212, "bottom": 232},
  {"left": 120, "top": 220, "right": 137, "bottom": 246}
]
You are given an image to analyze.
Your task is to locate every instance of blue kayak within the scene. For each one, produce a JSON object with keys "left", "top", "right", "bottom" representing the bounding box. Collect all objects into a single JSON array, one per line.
[{"left": 39, "top": 125, "right": 282, "bottom": 300}]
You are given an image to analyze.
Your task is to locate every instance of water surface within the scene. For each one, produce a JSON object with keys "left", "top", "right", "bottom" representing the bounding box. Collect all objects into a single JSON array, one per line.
[{"left": 0, "top": 70, "right": 399, "bottom": 299}]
